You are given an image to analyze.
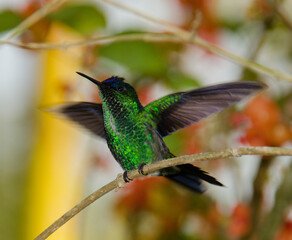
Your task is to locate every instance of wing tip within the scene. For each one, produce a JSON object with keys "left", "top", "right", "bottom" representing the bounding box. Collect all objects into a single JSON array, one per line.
[
  {"left": 39, "top": 103, "right": 77, "bottom": 115},
  {"left": 239, "top": 80, "right": 268, "bottom": 90},
  {"left": 39, "top": 104, "right": 62, "bottom": 114}
]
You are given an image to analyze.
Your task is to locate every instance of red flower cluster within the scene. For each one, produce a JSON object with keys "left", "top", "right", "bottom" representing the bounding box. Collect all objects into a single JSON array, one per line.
[
  {"left": 228, "top": 203, "right": 251, "bottom": 238},
  {"left": 233, "top": 94, "right": 292, "bottom": 146},
  {"left": 178, "top": 0, "right": 219, "bottom": 43},
  {"left": 116, "top": 177, "right": 168, "bottom": 213},
  {"left": 276, "top": 220, "right": 292, "bottom": 240}
]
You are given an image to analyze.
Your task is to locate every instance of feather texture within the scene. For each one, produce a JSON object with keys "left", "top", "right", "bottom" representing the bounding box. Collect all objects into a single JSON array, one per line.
[
  {"left": 53, "top": 102, "right": 106, "bottom": 139},
  {"left": 145, "top": 81, "right": 266, "bottom": 137},
  {"left": 165, "top": 164, "right": 223, "bottom": 193}
]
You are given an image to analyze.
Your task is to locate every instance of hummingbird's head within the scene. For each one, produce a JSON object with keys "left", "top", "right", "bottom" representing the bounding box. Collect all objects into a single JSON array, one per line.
[{"left": 77, "top": 72, "right": 142, "bottom": 110}]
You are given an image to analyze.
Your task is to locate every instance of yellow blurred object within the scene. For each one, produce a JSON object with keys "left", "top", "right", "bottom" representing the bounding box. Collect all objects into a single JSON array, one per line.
[{"left": 25, "top": 23, "right": 88, "bottom": 240}]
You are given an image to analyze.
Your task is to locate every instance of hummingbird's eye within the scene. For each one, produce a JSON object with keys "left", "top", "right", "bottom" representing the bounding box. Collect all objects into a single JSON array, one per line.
[{"left": 116, "top": 86, "right": 126, "bottom": 93}]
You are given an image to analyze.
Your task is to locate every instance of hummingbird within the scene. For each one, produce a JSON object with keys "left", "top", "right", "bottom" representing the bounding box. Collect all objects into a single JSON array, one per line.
[{"left": 54, "top": 72, "right": 265, "bottom": 193}]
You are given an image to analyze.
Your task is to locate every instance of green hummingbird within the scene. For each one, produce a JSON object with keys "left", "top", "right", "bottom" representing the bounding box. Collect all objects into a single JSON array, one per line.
[{"left": 55, "top": 72, "right": 265, "bottom": 193}]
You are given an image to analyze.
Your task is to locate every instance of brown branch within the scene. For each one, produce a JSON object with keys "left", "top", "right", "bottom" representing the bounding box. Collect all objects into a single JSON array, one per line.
[
  {"left": 1, "top": 30, "right": 292, "bottom": 84},
  {"left": 242, "top": 156, "right": 275, "bottom": 240},
  {"left": 265, "top": 0, "right": 292, "bottom": 31},
  {"left": 189, "top": 10, "right": 202, "bottom": 41},
  {"left": 258, "top": 161, "right": 292, "bottom": 240},
  {"left": 3, "top": 0, "right": 67, "bottom": 40},
  {"left": 96, "top": 0, "right": 292, "bottom": 83},
  {"left": 34, "top": 146, "right": 292, "bottom": 240},
  {"left": 1, "top": 1, "right": 292, "bottom": 82},
  {"left": 0, "top": 32, "right": 178, "bottom": 49}
]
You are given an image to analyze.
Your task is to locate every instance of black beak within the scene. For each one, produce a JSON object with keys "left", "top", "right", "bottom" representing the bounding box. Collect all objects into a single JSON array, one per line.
[{"left": 76, "top": 72, "right": 101, "bottom": 86}]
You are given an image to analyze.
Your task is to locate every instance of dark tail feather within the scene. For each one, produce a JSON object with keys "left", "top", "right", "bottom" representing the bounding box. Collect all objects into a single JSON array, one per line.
[
  {"left": 166, "top": 173, "right": 206, "bottom": 193},
  {"left": 165, "top": 164, "right": 223, "bottom": 193},
  {"left": 177, "top": 164, "right": 224, "bottom": 186}
]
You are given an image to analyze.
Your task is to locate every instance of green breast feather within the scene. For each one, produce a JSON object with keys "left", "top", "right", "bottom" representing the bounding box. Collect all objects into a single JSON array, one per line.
[{"left": 103, "top": 104, "right": 169, "bottom": 170}]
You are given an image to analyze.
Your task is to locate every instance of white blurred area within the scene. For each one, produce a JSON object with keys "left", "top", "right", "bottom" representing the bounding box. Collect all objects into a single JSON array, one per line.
[{"left": 1, "top": 0, "right": 292, "bottom": 240}]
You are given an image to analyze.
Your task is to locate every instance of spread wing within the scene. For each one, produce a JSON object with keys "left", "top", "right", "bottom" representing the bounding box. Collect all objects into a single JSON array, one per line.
[
  {"left": 49, "top": 102, "right": 106, "bottom": 139},
  {"left": 144, "top": 81, "right": 266, "bottom": 137}
]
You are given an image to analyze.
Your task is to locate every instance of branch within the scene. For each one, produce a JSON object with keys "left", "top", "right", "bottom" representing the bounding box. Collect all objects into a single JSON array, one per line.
[
  {"left": 34, "top": 146, "right": 292, "bottom": 240},
  {"left": 258, "top": 161, "right": 292, "bottom": 240},
  {"left": 189, "top": 10, "right": 202, "bottom": 41},
  {"left": 265, "top": 0, "right": 292, "bottom": 31},
  {"left": 2, "top": 31, "right": 292, "bottom": 84},
  {"left": 3, "top": 0, "right": 67, "bottom": 40},
  {"left": 243, "top": 156, "right": 274, "bottom": 240},
  {"left": 1, "top": 1, "right": 292, "bottom": 83},
  {"left": 0, "top": 32, "right": 178, "bottom": 49},
  {"left": 96, "top": 0, "right": 292, "bottom": 83}
]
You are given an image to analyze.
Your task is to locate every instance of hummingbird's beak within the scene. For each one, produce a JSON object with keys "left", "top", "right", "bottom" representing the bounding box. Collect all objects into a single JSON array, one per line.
[{"left": 76, "top": 72, "right": 101, "bottom": 86}]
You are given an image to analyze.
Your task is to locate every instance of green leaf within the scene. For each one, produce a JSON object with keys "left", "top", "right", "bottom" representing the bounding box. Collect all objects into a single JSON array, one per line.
[
  {"left": 99, "top": 40, "right": 168, "bottom": 76},
  {"left": 49, "top": 4, "right": 106, "bottom": 35},
  {"left": 0, "top": 10, "right": 22, "bottom": 33},
  {"left": 220, "top": 19, "right": 244, "bottom": 32},
  {"left": 166, "top": 71, "right": 201, "bottom": 91}
]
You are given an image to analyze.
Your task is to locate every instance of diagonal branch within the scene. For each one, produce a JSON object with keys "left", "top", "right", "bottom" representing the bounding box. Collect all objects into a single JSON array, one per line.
[
  {"left": 34, "top": 146, "right": 292, "bottom": 240},
  {"left": 2, "top": 31, "right": 292, "bottom": 84},
  {"left": 97, "top": 0, "right": 292, "bottom": 83},
  {"left": 264, "top": 0, "right": 292, "bottom": 31},
  {"left": 3, "top": 0, "right": 67, "bottom": 40},
  {"left": 1, "top": 0, "right": 292, "bottom": 82}
]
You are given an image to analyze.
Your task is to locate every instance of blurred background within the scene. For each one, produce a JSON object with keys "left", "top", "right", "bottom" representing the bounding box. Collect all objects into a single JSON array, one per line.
[{"left": 1, "top": 0, "right": 292, "bottom": 239}]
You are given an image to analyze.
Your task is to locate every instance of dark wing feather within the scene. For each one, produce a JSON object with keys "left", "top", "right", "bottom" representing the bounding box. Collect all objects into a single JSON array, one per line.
[
  {"left": 145, "top": 81, "right": 266, "bottom": 137},
  {"left": 49, "top": 102, "right": 106, "bottom": 139}
]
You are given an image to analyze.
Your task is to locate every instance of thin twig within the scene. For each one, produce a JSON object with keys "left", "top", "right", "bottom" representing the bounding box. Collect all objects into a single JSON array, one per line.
[
  {"left": 259, "top": 162, "right": 292, "bottom": 240},
  {"left": 34, "top": 146, "right": 292, "bottom": 240},
  {"left": 98, "top": 0, "right": 188, "bottom": 36},
  {"left": 2, "top": 31, "right": 292, "bottom": 84},
  {"left": 0, "top": 32, "right": 178, "bottom": 50},
  {"left": 265, "top": 0, "right": 292, "bottom": 31},
  {"left": 0, "top": 0, "right": 291, "bottom": 82},
  {"left": 189, "top": 11, "right": 202, "bottom": 41},
  {"left": 1, "top": 1, "right": 292, "bottom": 82},
  {"left": 3, "top": 0, "right": 67, "bottom": 40},
  {"left": 97, "top": 0, "right": 292, "bottom": 83},
  {"left": 243, "top": 156, "right": 274, "bottom": 240}
]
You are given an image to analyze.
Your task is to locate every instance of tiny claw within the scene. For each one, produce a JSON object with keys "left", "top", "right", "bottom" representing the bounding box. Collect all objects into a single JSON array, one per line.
[
  {"left": 123, "top": 171, "right": 132, "bottom": 183},
  {"left": 138, "top": 163, "right": 147, "bottom": 175}
]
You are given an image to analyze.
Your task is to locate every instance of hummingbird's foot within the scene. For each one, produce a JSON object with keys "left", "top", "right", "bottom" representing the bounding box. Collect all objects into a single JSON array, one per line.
[
  {"left": 138, "top": 163, "right": 147, "bottom": 176},
  {"left": 123, "top": 171, "right": 132, "bottom": 183}
]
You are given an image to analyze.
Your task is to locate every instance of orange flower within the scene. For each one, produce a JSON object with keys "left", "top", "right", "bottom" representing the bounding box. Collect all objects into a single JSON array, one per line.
[
  {"left": 248, "top": 0, "right": 273, "bottom": 19},
  {"left": 116, "top": 177, "right": 168, "bottom": 213},
  {"left": 182, "top": 124, "right": 203, "bottom": 155},
  {"left": 178, "top": 0, "right": 219, "bottom": 43},
  {"left": 239, "top": 94, "right": 292, "bottom": 146},
  {"left": 228, "top": 203, "right": 251, "bottom": 238},
  {"left": 276, "top": 220, "right": 292, "bottom": 240}
]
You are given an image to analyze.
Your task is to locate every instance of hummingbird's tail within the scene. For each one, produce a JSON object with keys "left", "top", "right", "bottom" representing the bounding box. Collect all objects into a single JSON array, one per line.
[{"left": 163, "top": 163, "right": 223, "bottom": 193}]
